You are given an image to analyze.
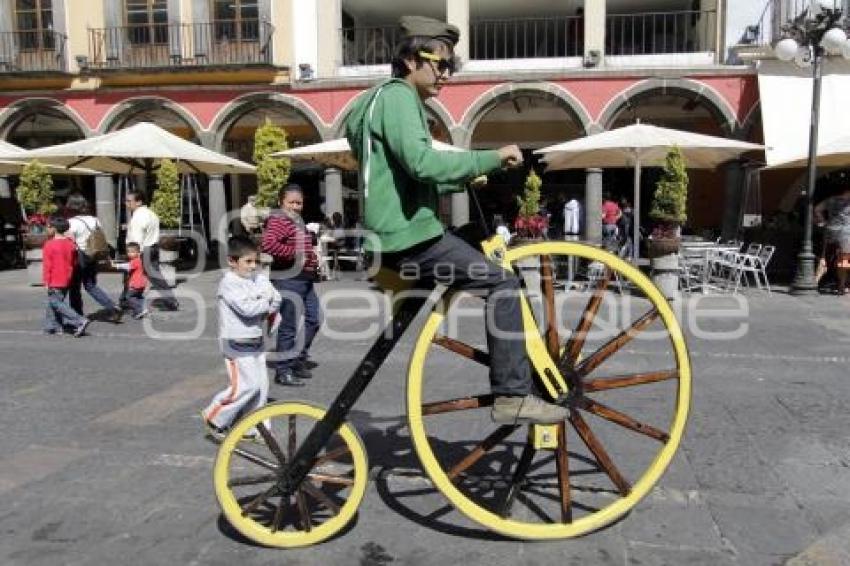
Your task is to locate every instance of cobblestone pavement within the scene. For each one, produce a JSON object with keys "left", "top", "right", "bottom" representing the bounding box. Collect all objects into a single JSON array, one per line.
[{"left": 0, "top": 267, "right": 848, "bottom": 566}]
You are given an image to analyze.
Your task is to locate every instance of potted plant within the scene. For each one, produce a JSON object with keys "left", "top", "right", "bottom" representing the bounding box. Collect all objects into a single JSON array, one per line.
[
  {"left": 647, "top": 147, "right": 688, "bottom": 299},
  {"left": 252, "top": 118, "right": 290, "bottom": 276},
  {"left": 17, "top": 160, "right": 57, "bottom": 285},
  {"left": 513, "top": 169, "right": 548, "bottom": 242},
  {"left": 150, "top": 158, "right": 180, "bottom": 287}
]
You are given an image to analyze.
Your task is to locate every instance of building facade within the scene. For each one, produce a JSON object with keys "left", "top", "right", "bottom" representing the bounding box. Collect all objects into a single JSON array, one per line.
[{"left": 0, "top": 0, "right": 804, "bottom": 251}]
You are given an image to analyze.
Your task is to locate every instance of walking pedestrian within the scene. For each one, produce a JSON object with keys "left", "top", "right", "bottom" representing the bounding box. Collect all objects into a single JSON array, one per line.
[
  {"left": 112, "top": 242, "right": 149, "bottom": 319},
  {"left": 345, "top": 15, "right": 568, "bottom": 424},
  {"left": 66, "top": 193, "right": 122, "bottom": 322},
  {"left": 262, "top": 184, "right": 323, "bottom": 387},
  {"left": 815, "top": 185, "right": 850, "bottom": 295},
  {"left": 202, "top": 236, "right": 282, "bottom": 440},
  {"left": 42, "top": 217, "right": 90, "bottom": 337},
  {"left": 125, "top": 190, "right": 179, "bottom": 311}
]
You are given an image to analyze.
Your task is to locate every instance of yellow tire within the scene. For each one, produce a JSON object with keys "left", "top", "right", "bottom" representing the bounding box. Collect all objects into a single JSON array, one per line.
[
  {"left": 406, "top": 241, "right": 691, "bottom": 539},
  {"left": 213, "top": 401, "right": 368, "bottom": 547}
]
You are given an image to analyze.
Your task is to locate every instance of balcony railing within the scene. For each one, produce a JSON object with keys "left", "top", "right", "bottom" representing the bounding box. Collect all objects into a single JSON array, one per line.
[
  {"left": 340, "top": 25, "right": 400, "bottom": 66},
  {"left": 0, "top": 30, "right": 67, "bottom": 73},
  {"left": 470, "top": 16, "right": 584, "bottom": 59},
  {"left": 88, "top": 20, "right": 273, "bottom": 69},
  {"left": 605, "top": 10, "right": 717, "bottom": 55},
  {"left": 739, "top": 0, "right": 850, "bottom": 48}
]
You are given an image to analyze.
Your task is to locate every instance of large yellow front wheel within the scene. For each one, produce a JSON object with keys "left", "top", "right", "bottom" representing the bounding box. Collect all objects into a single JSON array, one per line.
[
  {"left": 406, "top": 241, "right": 691, "bottom": 539},
  {"left": 213, "top": 402, "right": 368, "bottom": 547}
]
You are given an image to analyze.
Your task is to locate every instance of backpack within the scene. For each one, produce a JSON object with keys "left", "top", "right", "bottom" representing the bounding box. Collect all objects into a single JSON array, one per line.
[{"left": 79, "top": 218, "right": 110, "bottom": 260}]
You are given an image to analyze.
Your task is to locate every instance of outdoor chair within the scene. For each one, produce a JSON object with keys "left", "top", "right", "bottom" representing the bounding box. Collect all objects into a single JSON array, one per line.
[{"left": 732, "top": 244, "right": 776, "bottom": 294}]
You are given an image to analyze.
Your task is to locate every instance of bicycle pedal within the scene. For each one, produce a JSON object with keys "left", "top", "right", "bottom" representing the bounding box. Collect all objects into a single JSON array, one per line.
[{"left": 531, "top": 424, "right": 560, "bottom": 450}]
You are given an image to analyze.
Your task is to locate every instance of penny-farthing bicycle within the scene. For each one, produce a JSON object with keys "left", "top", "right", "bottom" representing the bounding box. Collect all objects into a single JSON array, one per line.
[{"left": 211, "top": 195, "right": 691, "bottom": 547}]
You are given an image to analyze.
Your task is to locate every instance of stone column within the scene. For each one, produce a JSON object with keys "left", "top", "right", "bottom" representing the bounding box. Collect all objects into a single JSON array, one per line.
[
  {"left": 585, "top": 168, "right": 603, "bottom": 244},
  {"left": 0, "top": 175, "right": 11, "bottom": 198},
  {"left": 95, "top": 175, "right": 118, "bottom": 247},
  {"left": 446, "top": 0, "right": 470, "bottom": 63},
  {"left": 208, "top": 174, "right": 227, "bottom": 252},
  {"left": 451, "top": 191, "right": 469, "bottom": 228},
  {"left": 721, "top": 161, "right": 745, "bottom": 240},
  {"left": 584, "top": 0, "right": 606, "bottom": 62},
  {"left": 324, "top": 167, "right": 343, "bottom": 218}
]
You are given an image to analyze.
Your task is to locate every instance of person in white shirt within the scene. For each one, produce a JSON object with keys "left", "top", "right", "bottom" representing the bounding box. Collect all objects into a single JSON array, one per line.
[
  {"left": 239, "top": 195, "right": 262, "bottom": 236},
  {"left": 563, "top": 198, "right": 581, "bottom": 239},
  {"left": 125, "top": 190, "right": 179, "bottom": 311},
  {"left": 65, "top": 193, "right": 121, "bottom": 322}
]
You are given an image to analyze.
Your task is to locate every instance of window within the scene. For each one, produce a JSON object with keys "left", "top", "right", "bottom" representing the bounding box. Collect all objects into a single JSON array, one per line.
[
  {"left": 15, "top": 0, "right": 54, "bottom": 50},
  {"left": 212, "top": 0, "right": 259, "bottom": 42},
  {"left": 125, "top": 0, "right": 168, "bottom": 45}
]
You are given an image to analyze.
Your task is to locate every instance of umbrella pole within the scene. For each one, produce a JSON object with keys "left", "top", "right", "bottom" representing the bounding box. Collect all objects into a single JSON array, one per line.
[{"left": 633, "top": 158, "right": 641, "bottom": 263}]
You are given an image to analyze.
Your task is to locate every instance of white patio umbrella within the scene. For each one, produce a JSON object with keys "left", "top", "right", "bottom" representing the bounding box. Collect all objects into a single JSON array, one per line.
[
  {"left": 273, "top": 137, "right": 462, "bottom": 170},
  {"left": 0, "top": 140, "right": 98, "bottom": 175},
  {"left": 536, "top": 123, "right": 764, "bottom": 261},
  {"left": 19, "top": 122, "right": 255, "bottom": 176},
  {"left": 765, "top": 133, "right": 850, "bottom": 169}
]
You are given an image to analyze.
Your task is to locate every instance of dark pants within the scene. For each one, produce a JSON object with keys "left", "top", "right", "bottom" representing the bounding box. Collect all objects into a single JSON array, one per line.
[
  {"left": 271, "top": 275, "right": 322, "bottom": 371},
  {"left": 121, "top": 288, "right": 146, "bottom": 316},
  {"left": 69, "top": 252, "right": 116, "bottom": 315},
  {"left": 44, "top": 288, "right": 87, "bottom": 331},
  {"left": 144, "top": 244, "right": 179, "bottom": 310},
  {"left": 386, "top": 232, "right": 531, "bottom": 397}
]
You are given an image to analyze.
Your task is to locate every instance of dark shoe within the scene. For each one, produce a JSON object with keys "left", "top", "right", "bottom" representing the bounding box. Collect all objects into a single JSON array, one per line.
[
  {"left": 274, "top": 369, "right": 305, "bottom": 387},
  {"left": 73, "top": 319, "right": 90, "bottom": 338},
  {"left": 292, "top": 362, "right": 313, "bottom": 380},
  {"left": 302, "top": 359, "right": 319, "bottom": 370},
  {"left": 491, "top": 394, "right": 569, "bottom": 425},
  {"left": 201, "top": 412, "right": 228, "bottom": 443},
  {"left": 110, "top": 308, "right": 123, "bottom": 323}
]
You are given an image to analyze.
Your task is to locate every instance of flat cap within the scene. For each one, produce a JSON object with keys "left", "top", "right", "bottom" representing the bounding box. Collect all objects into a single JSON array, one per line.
[{"left": 399, "top": 15, "right": 460, "bottom": 45}]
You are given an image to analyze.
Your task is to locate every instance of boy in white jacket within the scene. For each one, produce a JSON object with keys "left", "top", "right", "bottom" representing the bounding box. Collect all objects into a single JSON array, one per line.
[{"left": 202, "top": 237, "right": 282, "bottom": 440}]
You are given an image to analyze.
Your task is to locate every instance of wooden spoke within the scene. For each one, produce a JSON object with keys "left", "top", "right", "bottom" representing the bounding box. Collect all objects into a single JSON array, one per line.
[
  {"left": 540, "top": 255, "right": 560, "bottom": 358},
  {"left": 576, "top": 308, "right": 660, "bottom": 377},
  {"left": 307, "top": 472, "right": 355, "bottom": 486},
  {"left": 296, "top": 489, "right": 312, "bottom": 532},
  {"left": 579, "top": 398, "right": 670, "bottom": 443},
  {"left": 241, "top": 483, "right": 281, "bottom": 517},
  {"left": 554, "top": 422, "right": 572, "bottom": 523},
  {"left": 433, "top": 336, "right": 491, "bottom": 366},
  {"left": 422, "top": 394, "right": 495, "bottom": 416},
  {"left": 271, "top": 494, "right": 287, "bottom": 533},
  {"left": 447, "top": 425, "right": 520, "bottom": 481},
  {"left": 288, "top": 415, "right": 297, "bottom": 460},
  {"left": 231, "top": 447, "right": 279, "bottom": 472},
  {"left": 569, "top": 409, "right": 631, "bottom": 496},
  {"left": 302, "top": 481, "right": 341, "bottom": 516},
  {"left": 228, "top": 473, "right": 277, "bottom": 488},
  {"left": 312, "top": 445, "right": 352, "bottom": 468},
  {"left": 561, "top": 268, "right": 612, "bottom": 366},
  {"left": 584, "top": 369, "right": 679, "bottom": 393},
  {"left": 256, "top": 422, "right": 287, "bottom": 466},
  {"left": 499, "top": 441, "right": 537, "bottom": 518}
]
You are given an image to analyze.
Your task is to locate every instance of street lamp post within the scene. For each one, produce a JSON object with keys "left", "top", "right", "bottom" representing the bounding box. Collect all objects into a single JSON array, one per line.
[{"left": 774, "top": 4, "right": 849, "bottom": 294}]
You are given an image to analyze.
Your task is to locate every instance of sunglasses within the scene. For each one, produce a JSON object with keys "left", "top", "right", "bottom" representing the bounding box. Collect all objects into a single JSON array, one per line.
[{"left": 418, "top": 51, "right": 458, "bottom": 76}]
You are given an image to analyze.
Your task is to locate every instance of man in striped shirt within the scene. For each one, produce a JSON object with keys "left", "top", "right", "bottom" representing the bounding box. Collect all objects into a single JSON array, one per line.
[{"left": 261, "top": 184, "right": 322, "bottom": 387}]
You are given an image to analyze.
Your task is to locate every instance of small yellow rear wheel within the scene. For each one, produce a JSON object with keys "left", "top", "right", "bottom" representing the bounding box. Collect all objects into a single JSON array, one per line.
[
  {"left": 213, "top": 402, "right": 368, "bottom": 547},
  {"left": 406, "top": 241, "right": 691, "bottom": 539}
]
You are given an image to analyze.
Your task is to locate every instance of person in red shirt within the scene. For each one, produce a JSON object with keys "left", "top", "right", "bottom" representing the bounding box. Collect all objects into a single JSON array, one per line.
[
  {"left": 112, "top": 242, "right": 149, "bottom": 319},
  {"left": 601, "top": 194, "right": 622, "bottom": 250},
  {"left": 261, "top": 184, "right": 322, "bottom": 386},
  {"left": 42, "top": 217, "right": 90, "bottom": 336}
]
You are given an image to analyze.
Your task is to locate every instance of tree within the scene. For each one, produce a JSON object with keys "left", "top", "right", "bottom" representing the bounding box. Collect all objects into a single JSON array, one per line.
[
  {"left": 253, "top": 117, "right": 290, "bottom": 208},
  {"left": 17, "top": 160, "right": 56, "bottom": 217},
  {"left": 649, "top": 146, "right": 688, "bottom": 236},
  {"left": 151, "top": 158, "right": 181, "bottom": 229}
]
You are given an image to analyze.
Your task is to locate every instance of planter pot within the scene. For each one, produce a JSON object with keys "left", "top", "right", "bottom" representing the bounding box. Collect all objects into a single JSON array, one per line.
[
  {"left": 647, "top": 237, "right": 681, "bottom": 259},
  {"left": 650, "top": 252, "right": 680, "bottom": 301}
]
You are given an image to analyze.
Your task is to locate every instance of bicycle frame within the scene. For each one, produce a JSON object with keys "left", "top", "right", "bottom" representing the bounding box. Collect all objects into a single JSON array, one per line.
[{"left": 281, "top": 235, "right": 573, "bottom": 492}]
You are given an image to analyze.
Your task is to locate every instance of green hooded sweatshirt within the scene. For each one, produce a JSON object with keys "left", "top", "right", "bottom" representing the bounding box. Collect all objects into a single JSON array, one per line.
[{"left": 345, "top": 79, "right": 502, "bottom": 253}]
